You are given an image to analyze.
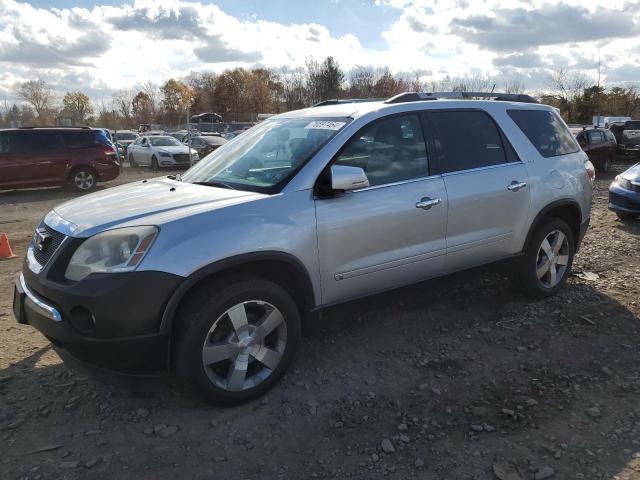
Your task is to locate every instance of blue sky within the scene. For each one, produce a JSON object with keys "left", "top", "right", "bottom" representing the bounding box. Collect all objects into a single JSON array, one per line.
[{"left": 1, "top": 0, "right": 640, "bottom": 102}]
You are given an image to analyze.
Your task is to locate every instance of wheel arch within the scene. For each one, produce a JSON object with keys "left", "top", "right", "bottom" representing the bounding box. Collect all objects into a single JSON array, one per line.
[
  {"left": 522, "top": 200, "right": 582, "bottom": 253},
  {"left": 159, "top": 251, "right": 317, "bottom": 339}
]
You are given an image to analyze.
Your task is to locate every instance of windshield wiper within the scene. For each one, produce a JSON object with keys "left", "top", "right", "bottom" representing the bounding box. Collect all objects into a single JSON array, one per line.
[{"left": 192, "top": 180, "right": 236, "bottom": 190}]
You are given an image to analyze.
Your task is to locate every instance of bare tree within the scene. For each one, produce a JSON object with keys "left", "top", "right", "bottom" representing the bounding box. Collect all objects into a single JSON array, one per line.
[
  {"left": 546, "top": 68, "right": 590, "bottom": 122},
  {"left": 112, "top": 89, "right": 135, "bottom": 126},
  {"left": 14, "top": 79, "right": 55, "bottom": 120},
  {"left": 504, "top": 79, "right": 526, "bottom": 94}
]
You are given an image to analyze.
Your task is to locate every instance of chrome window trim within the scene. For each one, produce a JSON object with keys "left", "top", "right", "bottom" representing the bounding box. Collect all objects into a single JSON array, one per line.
[
  {"left": 19, "top": 272, "right": 63, "bottom": 322},
  {"left": 441, "top": 160, "right": 525, "bottom": 178},
  {"left": 351, "top": 174, "right": 442, "bottom": 193}
]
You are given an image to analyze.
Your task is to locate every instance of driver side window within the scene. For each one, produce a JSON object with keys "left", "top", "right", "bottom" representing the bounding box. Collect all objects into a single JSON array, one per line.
[{"left": 333, "top": 114, "right": 429, "bottom": 187}]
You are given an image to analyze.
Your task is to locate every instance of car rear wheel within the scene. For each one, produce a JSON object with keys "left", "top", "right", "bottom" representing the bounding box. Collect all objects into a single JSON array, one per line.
[
  {"left": 175, "top": 278, "right": 301, "bottom": 405},
  {"left": 69, "top": 168, "right": 97, "bottom": 192},
  {"left": 517, "top": 218, "right": 575, "bottom": 299},
  {"left": 151, "top": 155, "right": 159, "bottom": 171},
  {"left": 616, "top": 212, "right": 638, "bottom": 221}
]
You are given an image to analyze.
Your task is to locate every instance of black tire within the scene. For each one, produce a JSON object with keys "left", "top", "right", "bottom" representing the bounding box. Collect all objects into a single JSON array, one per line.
[
  {"left": 129, "top": 153, "right": 137, "bottom": 168},
  {"left": 175, "top": 278, "right": 301, "bottom": 405},
  {"left": 616, "top": 212, "right": 638, "bottom": 221},
  {"left": 517, "top": 218, "right": 575, "bottom": 299},
  {"left": 69, "top": 167, "right": 97, "bottom": 192},
  {"left": 151, "top": 155, "right": 159, "bottom": 171}
]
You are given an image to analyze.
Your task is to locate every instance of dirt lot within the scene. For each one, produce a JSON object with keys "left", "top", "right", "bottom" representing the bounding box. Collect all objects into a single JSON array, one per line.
[{"left": 0, "top": 163, "right": 639, "bottom": 480}]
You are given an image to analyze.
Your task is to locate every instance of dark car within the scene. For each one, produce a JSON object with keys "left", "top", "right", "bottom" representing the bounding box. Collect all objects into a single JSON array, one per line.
[
  {"left": 112, "top": 131, "right": 139, "bottom": 157},
  {"left": 609, "top": 162, "right": 640, "bottom": 220},
  {"left": 0, "top": 128, "right": 120, "bottom": 192},
  {"left": 188, "top": 135, "right": 227, "bottom": 159},
  {"left": 610, "top": 120, "right": 640, "bottom": 157},
  {"left": 573, "top": 127, "right": 616, "bottom": 172}
]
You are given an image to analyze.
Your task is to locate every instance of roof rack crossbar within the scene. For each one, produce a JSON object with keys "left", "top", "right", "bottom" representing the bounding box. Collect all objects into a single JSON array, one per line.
[{"left": 385, "top": 92, "right": 538, "bottom": 104}]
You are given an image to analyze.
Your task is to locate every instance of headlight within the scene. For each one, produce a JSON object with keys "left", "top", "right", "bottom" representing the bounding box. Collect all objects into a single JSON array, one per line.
[
  {"left": 158, "top": 151, "right": 172, "bottom": 157},
  {"left": 615, "top": 175, "right": 632, "bottom": 190},
  {"left": 65, "top": 226, "right": 158, "bottom": 281}
]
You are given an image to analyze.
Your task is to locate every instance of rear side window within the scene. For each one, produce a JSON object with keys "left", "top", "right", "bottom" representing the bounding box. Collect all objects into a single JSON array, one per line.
[
  {"left": 508, "top": 109, "right": 579, "bottom": 158},
  {"left": 588, "top": 131, "right": 603, "bottom": 144},
  {"left": 427, "top": 110, "right": 508, "bottom": 173},
  {"left": 604, "top": 130, "right": 616, "bottom": 142},
  {"left": 10, "top": 132, "right": 65, "bottom": 154},
  {"left": 63, "top": 131, "right": 101, "bottom": 149},
  {"left": 333, "top": 114, "right": 428, "bottom": 186}
]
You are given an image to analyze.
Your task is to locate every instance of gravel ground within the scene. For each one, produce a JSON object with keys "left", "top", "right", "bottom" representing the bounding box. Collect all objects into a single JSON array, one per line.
[{"left": 0, "top": 163, "right": 639, "bottom": 480}]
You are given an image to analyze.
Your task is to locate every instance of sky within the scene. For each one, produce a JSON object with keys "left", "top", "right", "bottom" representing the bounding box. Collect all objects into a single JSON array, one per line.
[{"left": 1, "top": 0, "right": 640, "bottom": 104}]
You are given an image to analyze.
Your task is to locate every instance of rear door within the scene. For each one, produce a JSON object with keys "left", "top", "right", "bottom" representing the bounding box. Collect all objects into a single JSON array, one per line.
[
  {"left": 315, "top": 113, "right": 448, "bottom": 304},
  {"left": 587, "top": 130, "right": 605, "bottom": 165},
  {"left": 424, "top": 110, "right": 531, "bottom": 272}
]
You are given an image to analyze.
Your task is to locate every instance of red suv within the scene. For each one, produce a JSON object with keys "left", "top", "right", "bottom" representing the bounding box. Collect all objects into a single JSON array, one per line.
[
  {"left": 572, "top": 127, "right": 617, "bottom": 172},
  {"left": 0, "top": 128, "right": 120, "bottom": 192}
]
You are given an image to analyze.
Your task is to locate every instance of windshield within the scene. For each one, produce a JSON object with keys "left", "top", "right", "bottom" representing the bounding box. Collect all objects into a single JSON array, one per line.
[
  {"left": 116, "top": 132, "right": 137, "bottom": 140},
  {"left": 150, "top": 136, "right": 182, "bottom": 147},
  {"left": 182, "top": 117, "right": 350, "bottom": 193}
]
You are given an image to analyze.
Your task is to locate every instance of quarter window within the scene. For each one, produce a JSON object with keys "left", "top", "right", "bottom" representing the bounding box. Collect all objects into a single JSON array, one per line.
[
  {"left": 333, "top": 114, "right": 428, "bottom": 186},
  {"left": 588, "top": 130, "right": 604, "bottom": 144},
  {"left": 508, "top": 109, "right": 579, "bottom": 158},
  {"left": 427, "top": 110, "right": 507, "bottom": 173}
]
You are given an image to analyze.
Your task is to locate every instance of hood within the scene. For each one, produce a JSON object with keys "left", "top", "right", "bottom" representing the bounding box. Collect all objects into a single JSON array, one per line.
[
  {"left": 621, "top": 163, "right": 640, "bottom": 181},
  {"left": 47, "top": 177, "right": 266, "bottom": 238},
  {"left": 155, "top": 145, "right": 191, "bottom": 154}
]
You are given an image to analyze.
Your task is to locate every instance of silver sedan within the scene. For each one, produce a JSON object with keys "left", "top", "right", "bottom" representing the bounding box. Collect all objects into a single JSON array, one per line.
[{"left": 127, "top": 135, "right": 199, "bottom": 169}]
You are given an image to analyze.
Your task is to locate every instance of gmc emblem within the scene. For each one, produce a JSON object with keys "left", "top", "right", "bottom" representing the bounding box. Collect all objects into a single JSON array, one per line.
[{"left": 34, "top": 229, "right": 52, "bottom": 252}]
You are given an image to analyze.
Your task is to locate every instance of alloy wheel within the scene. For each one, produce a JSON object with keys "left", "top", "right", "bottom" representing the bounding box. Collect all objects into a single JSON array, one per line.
[
  {"left": 74, "top": 171, "right": 95, "bottom": 190},
  {"left": 201, "top": 300, "right": 287, "bottom": 392},
  {"left": 536, "top": 229, "right": 570, "bottom": 288}
]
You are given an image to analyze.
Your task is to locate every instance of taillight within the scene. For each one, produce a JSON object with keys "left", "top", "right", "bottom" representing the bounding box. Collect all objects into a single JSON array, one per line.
[
  {"left": 103, "top": 146, "right": 116, "bottom": 156},
  {"left": 585, "top": 159, "right": 595, "bottom": 184}
]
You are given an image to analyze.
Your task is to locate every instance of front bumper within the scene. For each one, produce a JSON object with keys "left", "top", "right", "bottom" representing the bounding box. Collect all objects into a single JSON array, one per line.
[
  {"left": 618, "top": 144, "right": 640, "bottom": 156},
  {"left": 14, "top": 267, "right": 183, "bottom": 374},
  {"left": 609, "top": 183, "right": 640, "bottom": 214}
]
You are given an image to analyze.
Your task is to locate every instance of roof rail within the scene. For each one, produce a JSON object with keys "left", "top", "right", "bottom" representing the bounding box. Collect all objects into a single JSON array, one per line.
[
  {"left": 312, "top": 98, "right": 385, "bottom": 107},
  {"left": 385, "top": 92, "right": 538, "bottom": 104},
  {"left": 18, "top": 126, "right": 92, "bottom": 129}
]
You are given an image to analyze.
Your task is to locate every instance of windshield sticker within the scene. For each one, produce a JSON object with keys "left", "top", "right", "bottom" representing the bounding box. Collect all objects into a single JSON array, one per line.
[{"left": 304, "top": 121, "right": 346, "bottom": 131}]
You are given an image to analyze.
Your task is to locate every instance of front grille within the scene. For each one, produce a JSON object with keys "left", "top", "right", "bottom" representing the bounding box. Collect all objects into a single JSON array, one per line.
[
  {"left": 32, "top": 224, "right": 66, "bottom": 267},
  {"left": 173, "top": 153, "right": 190, "bottom": 162}
]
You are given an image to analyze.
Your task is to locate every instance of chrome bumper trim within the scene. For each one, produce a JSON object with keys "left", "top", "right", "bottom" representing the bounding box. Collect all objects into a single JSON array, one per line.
[{"left": 19, "top": 272, "right": 62, "bottom": 322}]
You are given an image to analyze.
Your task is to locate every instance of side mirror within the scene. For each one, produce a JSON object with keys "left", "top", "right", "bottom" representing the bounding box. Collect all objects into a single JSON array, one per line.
[{"left": 330, "top": 165, "right": 370, "bottom": 191}]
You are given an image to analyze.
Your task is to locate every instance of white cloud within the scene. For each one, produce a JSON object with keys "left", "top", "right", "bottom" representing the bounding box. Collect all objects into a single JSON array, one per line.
[{"left": 0, "top": 0, "right": 639, "bottom": 104}]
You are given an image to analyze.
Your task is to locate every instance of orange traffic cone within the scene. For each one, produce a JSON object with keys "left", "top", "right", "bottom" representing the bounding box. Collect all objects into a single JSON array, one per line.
[{"left": 0, "top": 233, "right": 17, "bottom": 260}]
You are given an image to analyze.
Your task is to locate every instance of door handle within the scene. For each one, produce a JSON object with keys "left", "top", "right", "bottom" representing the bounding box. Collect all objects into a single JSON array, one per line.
[
  {"left": 507, "top": 181, "right": 527, "bottom": 192},
  {"left": 416, "top": 197, "right": 442, "bottom": 210}
]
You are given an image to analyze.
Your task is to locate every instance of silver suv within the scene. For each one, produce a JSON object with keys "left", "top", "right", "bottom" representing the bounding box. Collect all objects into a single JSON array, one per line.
[{"left": 13, "top": 92, "right": 594, "bottom": 404}]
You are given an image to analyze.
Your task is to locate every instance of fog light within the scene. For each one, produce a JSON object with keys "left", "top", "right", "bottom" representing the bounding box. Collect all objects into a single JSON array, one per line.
[{"left": 69, "top": 306, "right": 95, "bottom": 333}]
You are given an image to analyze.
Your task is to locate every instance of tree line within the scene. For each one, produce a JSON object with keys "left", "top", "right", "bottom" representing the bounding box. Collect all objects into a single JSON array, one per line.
[{"left": 1, "top": 57, "right": 639, "bottom": 130}]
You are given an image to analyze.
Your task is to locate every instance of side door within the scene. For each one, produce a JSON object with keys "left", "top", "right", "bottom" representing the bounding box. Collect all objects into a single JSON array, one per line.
[
  {"left": 4, "top": 131, "right": 70, "bottom": 186},
  {"left": 424, "top": 109, "right": 531, "bottom": 273},
  {"left": 587, "top": 130, "right": 605, "bottom": 165},
  {"left": 138, "top": 137, "right": 151, "bottom": 165},
  {"left": 315, "top": 113, "right": 448, "bottom": 305}
]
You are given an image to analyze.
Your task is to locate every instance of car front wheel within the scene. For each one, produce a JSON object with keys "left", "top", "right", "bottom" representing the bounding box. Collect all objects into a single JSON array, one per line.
[
  {"left": 517, "top": 218, "right": 575, "bottom": 299},
  {"left": 175, "top": 278, "right": 301, "bottom": 405}
]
